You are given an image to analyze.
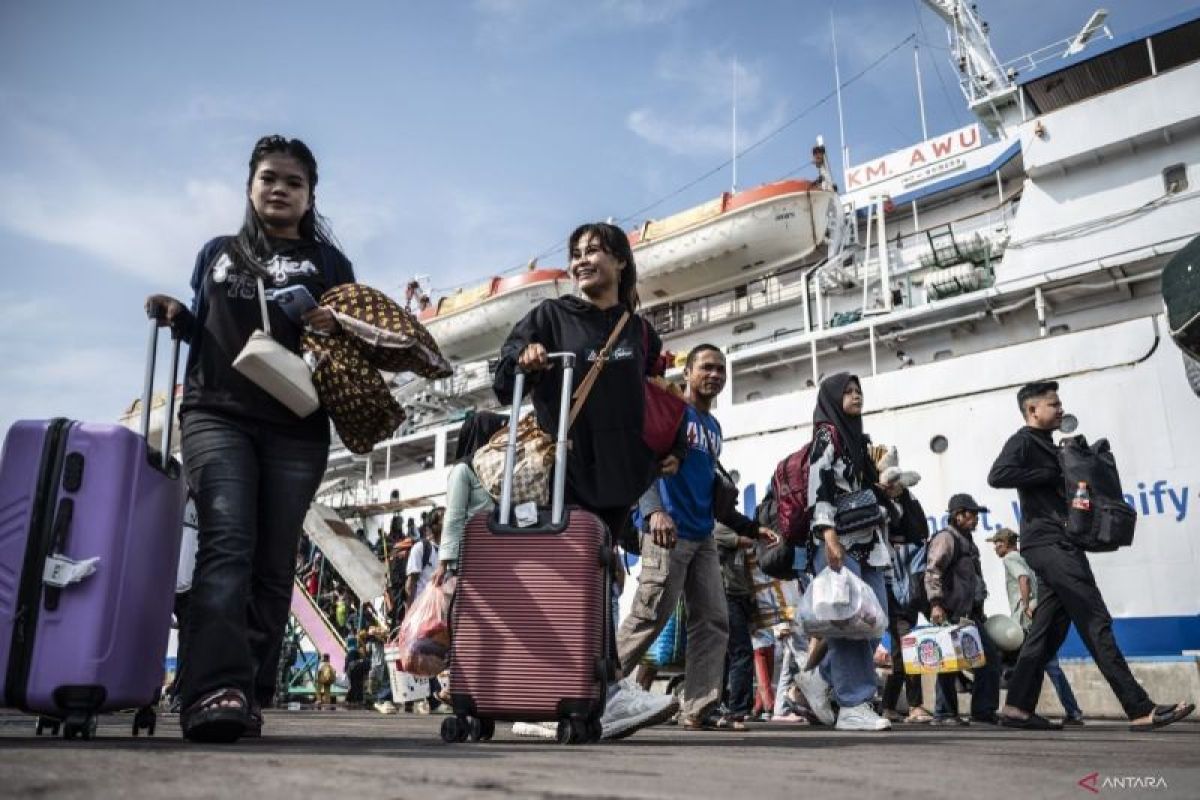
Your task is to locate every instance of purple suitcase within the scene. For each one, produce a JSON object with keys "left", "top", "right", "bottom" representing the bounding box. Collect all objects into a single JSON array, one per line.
[
  {"left": 0, "top": 321, "right": 187, "bottom": 739},
  {"left": 446, "top": 354, "right": 614, "bottom": 745}
]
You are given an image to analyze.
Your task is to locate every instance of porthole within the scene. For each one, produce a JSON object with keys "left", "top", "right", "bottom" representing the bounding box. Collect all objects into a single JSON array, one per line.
[
  {"left": 1060, "top": 414, "right": 1079, "bottom": 434},
  {"left": 930, "top": 435, "right": 949, "bottom": 454}
]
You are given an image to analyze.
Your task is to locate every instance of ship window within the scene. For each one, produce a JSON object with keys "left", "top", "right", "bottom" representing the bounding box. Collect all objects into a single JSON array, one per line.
[
  {"left": 1048, "top": 324, "right": 1070, "bottom": 336},
  {"left": 1060, "top": 414, "right": 1079, "bottom": 434},
  {"left": 1163, "top": 163, "right": 1188, "bottom": 195},
  {"left": 930, "top": 435, "right": 949, "bottom": 454},
  {"left": 933, "top": 349, "right": 954, "bottom": 361},
  {"left": 746, "top": 391, "right": 763, "bottom": 402}
]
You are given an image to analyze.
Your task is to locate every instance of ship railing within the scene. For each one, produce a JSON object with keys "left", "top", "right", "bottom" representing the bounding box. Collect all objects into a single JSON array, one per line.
[{"left": 1001, "top": 26, "right": 1113, "bottom": 81}]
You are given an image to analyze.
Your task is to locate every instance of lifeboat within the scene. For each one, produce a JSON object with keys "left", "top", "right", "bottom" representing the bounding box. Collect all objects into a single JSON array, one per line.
[
  {"left": 629, "top": 179, "right": 839, "bottom": 306},
  {"left": 420, "top": 269, "right": 570, "bottom": 363}
]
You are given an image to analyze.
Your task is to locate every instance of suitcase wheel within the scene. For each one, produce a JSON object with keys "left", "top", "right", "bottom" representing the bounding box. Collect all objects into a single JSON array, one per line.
[
  {"left": 62, "top": 713, "right": 97, "bottom": 741},
  {"left": 556, "top": 717, "right": 589, "bottom": 745},
  {"left": 34, "top": 716, "right": 61, "bottom": 737},
  {"left": 467, "top": 717, "right": 494, "bottom": 742},
  {"left": 440, "top": 716, "right": 469, "bottom": 744},
  {"left": 132, "top": 706, "right": 157, "bottom": 737}
]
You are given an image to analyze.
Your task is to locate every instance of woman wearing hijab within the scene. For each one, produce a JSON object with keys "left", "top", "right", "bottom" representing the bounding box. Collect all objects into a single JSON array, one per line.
[
  {"left": 794, "top": 373, "right": 894, "bottom": 731},
  {"left": 431, "top": 411, "right": 507, "bottom": 586}
]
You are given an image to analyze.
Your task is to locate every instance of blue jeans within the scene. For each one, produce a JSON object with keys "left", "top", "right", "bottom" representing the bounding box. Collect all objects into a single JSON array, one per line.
[
  {"left": 1045, "top": 657, "right": 1082, "bottom": 718},
  {"left": 180, "top": 411, "right": 328, "bottom": 709},
  {"left": 814, "top": 546, "right": 887, "bottom": 708},
  {"left": 724, "top": 594, "right": 755, "bottom": 717}
]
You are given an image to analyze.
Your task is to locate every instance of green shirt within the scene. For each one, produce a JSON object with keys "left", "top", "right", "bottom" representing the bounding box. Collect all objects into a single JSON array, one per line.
[{"left": 1002, "top": 550, "right": 1037, "bottom": 619}]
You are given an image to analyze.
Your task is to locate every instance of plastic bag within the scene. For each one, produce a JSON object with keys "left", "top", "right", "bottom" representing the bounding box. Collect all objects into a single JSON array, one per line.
[
  {"left": 393, "top": 580, "right": 453, "bottom": 677},
  {"left": 799, "top": 566, "right": 886, "bottom": 640}
]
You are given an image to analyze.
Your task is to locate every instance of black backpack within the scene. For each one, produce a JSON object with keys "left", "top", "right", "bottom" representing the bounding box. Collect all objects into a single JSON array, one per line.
[
  {"left": 1058, "top": 436, "right": 1137, "bottom": 552},
  {"left": 754, "top": 484, "right": 798, "bottom": 580}
]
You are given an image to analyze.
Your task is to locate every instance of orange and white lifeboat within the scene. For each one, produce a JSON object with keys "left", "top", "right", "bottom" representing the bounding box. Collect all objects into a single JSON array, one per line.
[
  {"left": 629, "top": 179, "right": 839, "bottom": 305},
  {"left": 420, "top": 269, "right": 570, "bottom": 363}
]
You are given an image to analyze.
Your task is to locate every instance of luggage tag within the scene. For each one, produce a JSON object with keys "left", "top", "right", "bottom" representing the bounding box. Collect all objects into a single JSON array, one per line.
[
  {"left": 514, "top": 501, "right": 539, "bottom": 528},
  {"left": 43, "top": 554, "right": 100, "bottom": 588}
]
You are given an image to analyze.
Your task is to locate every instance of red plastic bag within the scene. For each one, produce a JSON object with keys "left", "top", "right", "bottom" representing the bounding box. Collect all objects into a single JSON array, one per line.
[{"left": 393, "top": 580, "right": 453, "bottom": 677}]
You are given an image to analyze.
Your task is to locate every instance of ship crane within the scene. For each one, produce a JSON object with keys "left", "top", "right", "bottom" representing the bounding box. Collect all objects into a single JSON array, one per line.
[{"left": 920, "top": 0, "right": 1021, "bottom": 135}]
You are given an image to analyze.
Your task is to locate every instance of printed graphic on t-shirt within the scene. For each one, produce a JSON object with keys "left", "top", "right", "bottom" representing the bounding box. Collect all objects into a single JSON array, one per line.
[
  {"left": 685, "top": 417, "right": 722, "bottom": 458},
  {"left": 584, "top": 344, "right": 635, "bottom": 362},
  {"left": 211, "top": 251, "right": 320, "bottom": 299}
]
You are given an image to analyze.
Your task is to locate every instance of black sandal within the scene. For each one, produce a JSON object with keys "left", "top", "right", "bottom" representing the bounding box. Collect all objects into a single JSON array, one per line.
[
  {"left": 1129, "top": 703, "right": 1195, "bottom": 732},
  {"left": 181, "top": 687, "right": 249, "bottom": 743},
  {"left": 999, "top": 713, "right": 1061, "bottom": 730},
  {"left": 244, "top": 704, "right": 263, "bottom": 739}
]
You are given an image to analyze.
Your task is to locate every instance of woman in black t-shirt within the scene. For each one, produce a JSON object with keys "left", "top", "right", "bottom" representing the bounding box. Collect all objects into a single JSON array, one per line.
[{"left": 146, "top": 135, "right": 354, "bottom": 742}]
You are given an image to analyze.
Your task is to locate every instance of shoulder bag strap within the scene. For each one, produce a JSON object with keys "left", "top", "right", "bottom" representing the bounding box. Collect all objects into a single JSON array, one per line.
[
  {"left": 567, "top": 310, "right": 630, "bottom": 429},
  {"left": 255, "top": 276, "right": 273, "bottom": 337}
]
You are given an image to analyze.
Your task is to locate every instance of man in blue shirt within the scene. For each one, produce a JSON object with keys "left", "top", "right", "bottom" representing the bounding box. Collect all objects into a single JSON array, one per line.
[{"left": 618, "top": 344, "right": 777, "bottom": 729}]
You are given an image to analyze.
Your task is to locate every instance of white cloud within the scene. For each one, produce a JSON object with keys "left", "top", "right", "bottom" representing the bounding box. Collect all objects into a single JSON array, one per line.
[
  {"left": 0, "top": 169, "right": 242, "bottom": 284},
  {"left": 625, "top": 50, "right": 785, "bottom": 158}
]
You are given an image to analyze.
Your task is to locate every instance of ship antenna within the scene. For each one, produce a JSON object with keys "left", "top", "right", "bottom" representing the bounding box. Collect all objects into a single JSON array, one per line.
[
  {"left": 731, "top": 56, "right": 738, "bottom": 194},
  {"left": 914, "top": 43, "right": 929, "bottom": 140},
  {"left": 831, "top": 12, "right": 850, "bottom": 192}
]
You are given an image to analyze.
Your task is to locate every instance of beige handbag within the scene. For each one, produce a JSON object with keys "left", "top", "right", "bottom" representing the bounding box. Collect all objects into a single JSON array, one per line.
[{"left": 232, "top": 276, "right": 320, "bottom": 418}]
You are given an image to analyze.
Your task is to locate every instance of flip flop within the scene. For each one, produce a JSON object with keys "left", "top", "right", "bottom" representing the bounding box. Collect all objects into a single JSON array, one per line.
[
  {"left": 999, "top": 713, "right": 1062, "bottom": 730},
  {"left": 1129, "top": 703, "right": 1195, "bottom": 732},
  {"left": 905, "top": 707, "right": 935, "bottom": 724}
]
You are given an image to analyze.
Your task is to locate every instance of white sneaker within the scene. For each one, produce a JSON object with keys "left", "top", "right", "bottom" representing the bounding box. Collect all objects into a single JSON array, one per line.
[
  {"left": 795, "top": 669, "right": 836, "bottom": 726},
  {"left": 511, "top": 721, "right": 558, "bottom": 739},
  {"left": 600, "top": 679, "right": 679, "bottom": 740},
  {"left": 836, "top": 703, "right": 891, "bottom": 731},
  {"left": 373, "top": 701, "right": 396, "bottom": 715}
]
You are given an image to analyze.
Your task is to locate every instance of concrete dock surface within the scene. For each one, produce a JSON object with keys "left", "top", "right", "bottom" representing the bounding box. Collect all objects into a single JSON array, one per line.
[{"left": 1, "top": 710, "right": 1197, "bottom": 800}]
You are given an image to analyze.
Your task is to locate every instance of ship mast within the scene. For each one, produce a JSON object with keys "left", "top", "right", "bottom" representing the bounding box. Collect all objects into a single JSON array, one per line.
[{"left": 919, "top": 0, "right": 1020, "bottom": 135}]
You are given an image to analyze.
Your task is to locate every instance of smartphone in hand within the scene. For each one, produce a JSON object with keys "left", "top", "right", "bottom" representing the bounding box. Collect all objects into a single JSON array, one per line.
[{"left": 269, "top": 285, "right": 318, "bottom": 325}]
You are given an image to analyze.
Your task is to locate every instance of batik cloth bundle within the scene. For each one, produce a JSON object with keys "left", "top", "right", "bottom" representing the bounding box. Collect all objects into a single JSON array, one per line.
[{"left": 303, "top": 283, "right": 453, "bottom": 454}]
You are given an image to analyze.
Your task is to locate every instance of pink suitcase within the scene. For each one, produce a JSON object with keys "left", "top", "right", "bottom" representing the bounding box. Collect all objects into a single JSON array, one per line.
[
  {"left": 0, "top": 321, "right": 187, "bottom": 739},
  {"left": 446, "top": 354, "right": 614, "bottom": 745}
]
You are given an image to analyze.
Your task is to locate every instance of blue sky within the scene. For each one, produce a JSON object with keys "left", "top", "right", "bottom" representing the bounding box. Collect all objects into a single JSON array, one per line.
[{"left": 2, "top": 0, "right": 1195, "bottom": 432}]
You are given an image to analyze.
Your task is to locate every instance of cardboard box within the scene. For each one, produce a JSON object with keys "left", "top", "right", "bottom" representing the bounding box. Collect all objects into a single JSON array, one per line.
[{"left": 902, "top": 623, "right": 987, "bottom": 675}]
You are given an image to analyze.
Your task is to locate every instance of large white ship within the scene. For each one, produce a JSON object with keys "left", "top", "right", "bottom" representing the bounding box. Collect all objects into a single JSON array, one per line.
[{"left": 312, "top": 1, "right": 1199, "bottom": 664}]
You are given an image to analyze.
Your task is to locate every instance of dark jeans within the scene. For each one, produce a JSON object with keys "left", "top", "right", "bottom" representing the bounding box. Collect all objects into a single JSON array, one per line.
[
  {"left": 180, "top": 410, "right": 328, "bottom": 710},
  {"left": 934, "top": 617, "right": 1001, "bottom": 719},
  {"left": 1006, "top": 542, "right": 1153, "bottom": 719},
  {"left": 724, "top": 594, "right": 755, "bottom": 717},
  {"left": 882, "top": 608, "right": 923, "bottom": 712}
]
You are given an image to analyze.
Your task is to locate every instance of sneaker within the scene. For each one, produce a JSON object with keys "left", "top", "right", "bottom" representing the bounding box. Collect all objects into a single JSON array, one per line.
[
  {"left": 1062, "top": 714, "right": 1085, "bottom": 727},
  {"left": 414, "top": 699, "right": 431, "bottom": 715},
  {"left": 933, "top": 715, "right": 969, "bottom": 726},
  {"left": 373, "top": 701, "right": 397, "bottom": 715},
  {"left": 600, "top": 679, "right": 679, "bottom": 740},
  {"left": 970, "top": 712, "right": 1000, "bottom": 725},
  {"left": 770, "top": 712, "right": 807, "bottom": 724},
  {"left": 511, "top": 721, "right": 558, "bottom": 739},
  {"left": 795, "top": 669, "right": 835, "bottom": 726},
  {"left": 836, "top": 703, "right": 892, "bottom": 731}
]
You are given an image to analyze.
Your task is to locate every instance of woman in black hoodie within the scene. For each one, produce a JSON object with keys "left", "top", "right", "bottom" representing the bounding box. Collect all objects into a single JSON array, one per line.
[
  {"left": 493, "top": 222, "right": 678, "bottom": 739},
  {"left": 494, "top": 222, "right": 663, "bottom": 545}
]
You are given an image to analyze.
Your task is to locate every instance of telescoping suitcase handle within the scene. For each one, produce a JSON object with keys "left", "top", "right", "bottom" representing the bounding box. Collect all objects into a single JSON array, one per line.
[
  {"left": 498, "top": 352, "right": 575, "bottom": 528},
  {"left": 140, "top": 317, "right": 183, "bottom": 471}
]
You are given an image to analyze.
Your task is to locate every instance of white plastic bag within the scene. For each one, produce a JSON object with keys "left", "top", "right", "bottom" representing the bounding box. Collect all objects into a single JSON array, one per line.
[{"left": 799, "top": 566, "right": 887, "bottom": 640}]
